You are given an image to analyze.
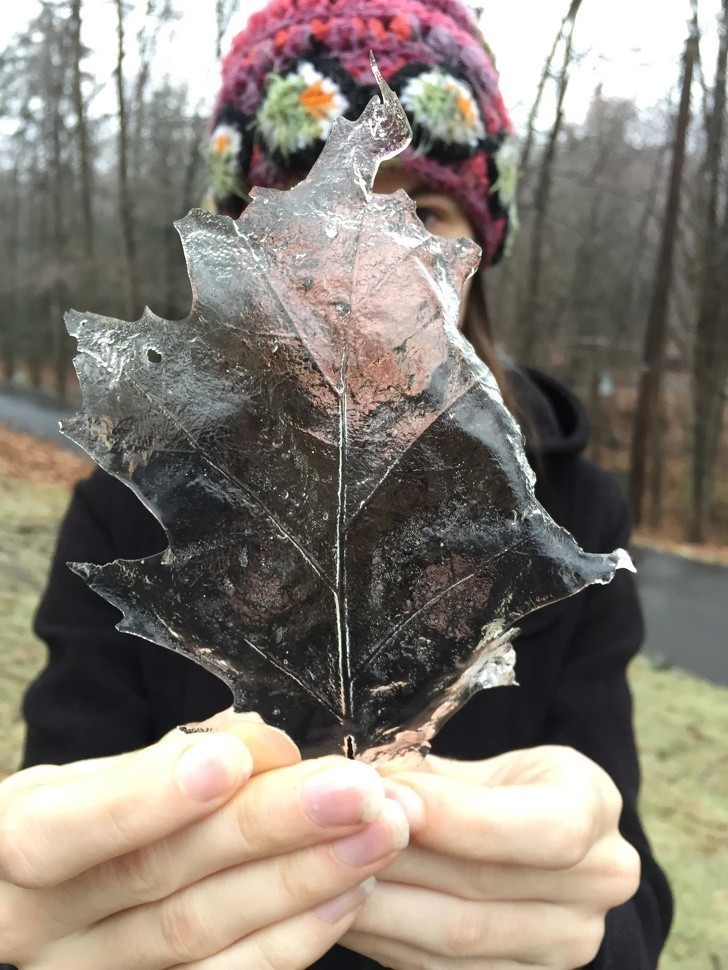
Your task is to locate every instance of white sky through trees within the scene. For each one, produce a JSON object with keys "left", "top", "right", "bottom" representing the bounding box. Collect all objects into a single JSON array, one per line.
[{"left": 0, "top": 0, "right": 722, "bottom": 130}]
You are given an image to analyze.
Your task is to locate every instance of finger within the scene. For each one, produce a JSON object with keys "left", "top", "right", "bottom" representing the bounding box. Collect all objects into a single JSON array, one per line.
[
  {"left": 425, "top": 747, "right": 622, "bottom": 833},
  {"left": 57, "top": 802, "right": 408, "bottom": 970},
  {"left": 0, "top": 729, "right": 253, "bottom": 888},
  {"left": 166, "top": 883, "right": 376, "bottom": 970},
  {"left": 14, "top": 713, "right": 297, "bottom": 789},
  {"left": 49, "top": 756, "right": 391, "bottom": 929},
  {"left": 343, "top": 929, "right": 537, "bottom": 969},
  {"left": 186, "top": 708, "right": 301, "bottom": 774},
  {"left": 393, "top": 772, "right": 605, "bottom": 869},
  {"left": 349, "top": 880, "right": 604, "bottom": 965},
  {"left": 379, "top": 836, "right": 637, "bottom": 908}
]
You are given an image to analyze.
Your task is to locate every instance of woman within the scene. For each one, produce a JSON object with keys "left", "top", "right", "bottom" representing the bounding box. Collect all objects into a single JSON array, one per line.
[{"left": 0, "top": 2, "right": 672, "bottom": 968}]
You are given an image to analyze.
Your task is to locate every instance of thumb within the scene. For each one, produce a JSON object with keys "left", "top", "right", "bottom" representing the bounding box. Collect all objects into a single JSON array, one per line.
[{"left": 176, "top": 707, "right": 301, "bottom": 774}]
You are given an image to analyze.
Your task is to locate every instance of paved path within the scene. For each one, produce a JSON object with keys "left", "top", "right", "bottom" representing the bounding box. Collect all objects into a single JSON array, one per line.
[
  {"left": 633, "top": 547, "right": 727, "bottom": 687},
  {"left": 1, "top": 386, "right": 726, "bottom": 686},
  {"left": 0, "top": 383, "right": 84, "bottom": 456}
]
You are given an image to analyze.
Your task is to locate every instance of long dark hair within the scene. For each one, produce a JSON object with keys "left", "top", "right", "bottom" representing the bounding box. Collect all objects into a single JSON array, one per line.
[{"left": 461, "top": 267, "right": 519, "bottom": 418}]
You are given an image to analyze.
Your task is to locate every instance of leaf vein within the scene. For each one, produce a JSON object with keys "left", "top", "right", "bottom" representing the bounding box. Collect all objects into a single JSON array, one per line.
[
  {"left": 352, "top": 537, "right": 531, "bottom": 680},
  {"left": 79, "top": 345, "right": 335, "bottom": 592},
  {"left": 346, "top": 376, "right": 478, "bottom": 530}
]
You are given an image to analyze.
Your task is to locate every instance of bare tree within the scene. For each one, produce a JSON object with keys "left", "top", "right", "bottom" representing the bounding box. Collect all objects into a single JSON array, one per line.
[
  {"left": 70, "top": 0, "right": 94, "bottom": 260},
  {"left": 689, "top": 0, "right": 728, "bottom": 541},
  {"left": 115, "top": 0, "right": 140, "bottom": 317},
  {"left": 130, "top": 0, "right": 179, "bottom": 182},
  {"left": 519, "top": 0, "right": 584, "bottom": 182},
  {"left": 629, "top": 14, "right": 699, "bottom": 525},
  {"left": 216, "top": 0, "right": 238, "bottom": 60},
  {"left": 516, "top": 0, "right": 586, "bottom": 363},
  {"left": 1, "top": 161, "right": 21, "bottom": 380}
]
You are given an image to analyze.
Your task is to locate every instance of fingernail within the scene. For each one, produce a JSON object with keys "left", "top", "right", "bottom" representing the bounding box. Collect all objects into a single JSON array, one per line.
[
  {"left": 174, "top": 735, "right": 252, "bottom": 802},
  {"left": 384, "top": 781, "right": 426, "bottom": 832},
  {"left": 332, "top": 800, "right": 409, "bottom": 866},
  {"left": 314, "top": 877, "right": 376, "bottom": 924},
  {"left": 302, "top": 762, "right": 384, "bottom": 827}
]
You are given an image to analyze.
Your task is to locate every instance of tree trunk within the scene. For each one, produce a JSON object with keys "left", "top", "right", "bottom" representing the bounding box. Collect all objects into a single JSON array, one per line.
[
  {"left": 647, "top": 403, "right": 665, "bottom": 529},
  {"left": 181, "top": 110, "right": 206, "bottom": 213},
  {"left": 70, "top": 0, "right": 94, "bottom": 261},
  {"left": 689, "top": 0, "right": 728, "bottom": 542},
  {"left": 567, "top": 113, "right": 612, "bottom": 389},
  {"left": 115, "top": 0, "right": 140, "bottom": 317},
  {"left": 2, "top": 163, "right": 21, "bottom": 381},
  {"left": 517, "top": 0, "right": 585, "bottom": 364},
  {"left": 629, "top": 20, "right": 698, "bottom": 525},
  {"left": 29, "top": 168, "right": 50, "bottom": 390},
  {"left": 49, "top": 25, "right": 71, "bottom": 399},
  {"left": 131, "top": 0, "right": 162, "bottom": 183},
  {"left": 620, "top": 137, "right": 668, "bottom": 343},
  {"left": 215, "top": 0, "right": 237, "bottom": 60},
  {"left": 519, "top": 0, "right": 583, "bottom": 182}
]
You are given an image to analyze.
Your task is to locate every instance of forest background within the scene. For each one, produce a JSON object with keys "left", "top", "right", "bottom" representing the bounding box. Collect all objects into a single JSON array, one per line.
[
  {"left": 0, "top": 2, "right": 727, "bottom": 967},
  {"left": 0, "top": 0, "right": 727, "bottom": 548}
]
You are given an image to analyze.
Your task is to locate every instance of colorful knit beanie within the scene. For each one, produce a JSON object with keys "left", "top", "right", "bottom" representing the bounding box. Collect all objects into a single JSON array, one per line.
[{"left": 207, "top": 0, "right": 518, "bottom": 265}]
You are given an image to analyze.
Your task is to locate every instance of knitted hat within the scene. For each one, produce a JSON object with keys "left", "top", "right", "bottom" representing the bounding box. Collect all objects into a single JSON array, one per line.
[{"left": 207, "top": 0, "right": 518, "bottom": 265}]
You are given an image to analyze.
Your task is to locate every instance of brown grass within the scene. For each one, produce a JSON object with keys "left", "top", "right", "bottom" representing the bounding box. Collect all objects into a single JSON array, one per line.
[{"left": 0, "top": 426, "right": 92, "bottom": 488}]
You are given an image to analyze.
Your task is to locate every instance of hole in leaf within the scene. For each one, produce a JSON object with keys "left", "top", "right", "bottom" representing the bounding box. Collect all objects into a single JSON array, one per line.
[{"left": 147, "top": 349, "right": 162, "bottom": 363}]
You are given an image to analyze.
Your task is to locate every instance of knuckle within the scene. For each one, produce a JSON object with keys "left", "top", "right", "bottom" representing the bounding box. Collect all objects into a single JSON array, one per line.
[
  {"left": 547, "top": 808, "right": 593, "bottom": 870},
  {"left": 0, "top": 895, "right": 32, "bottom": 964},
  {"left": 248, "top": 935, "right": 291, "bottom": 970},
  {"left": 109, "top": 842, "right": 168, "bottom": 903},
  {"left": 553, "top": 745, "right": 590, "bottom": 775},
  {"left": 602, "top": 777, "right": 623, "bottom": 822},
  {"left": 563, "top": 916, "right": 605, "bottom": 968},
  {"left": 442, "top": 905, "right": 484, "bottom": 957},
  {"left": 275, "top": 850, "right": 316, "bottom": 904},
  {"left": 0, "top": 793, "right": 54, "bottom": 888},
  {"left": 158, "top": 891, "right": 210, "bottom": 963},
  {"left": 605, "top": 839, "right": 641, "bottom": 905},
  {"left": 463, "top": 860, "right": 491, "bottom": 898},
  {"left": 234, "top": 786, "right": 270, "bottom": 856},
  {"left": 101, "top": 796, "right": 144, "bottom": 853}
]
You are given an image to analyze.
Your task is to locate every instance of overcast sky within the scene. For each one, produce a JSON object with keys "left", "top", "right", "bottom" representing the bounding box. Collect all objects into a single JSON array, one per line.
[{"left": 0, "top": 0, "right": 722, "bottom": 129}]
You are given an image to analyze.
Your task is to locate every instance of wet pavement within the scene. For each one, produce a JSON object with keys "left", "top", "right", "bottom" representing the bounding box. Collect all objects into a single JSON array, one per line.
[
  {"left": 633, "top": 546, "right": 727, "bottom": 687},
  {"left": 1, "top": 385, "right": 726, "bottom": 686},
  {"left": 0, "top": 383, "right": 84, "bottom": 456}
]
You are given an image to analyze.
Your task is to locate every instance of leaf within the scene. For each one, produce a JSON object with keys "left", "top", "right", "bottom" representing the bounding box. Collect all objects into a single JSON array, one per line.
[{"left": 63, "top": 63, "right": 632, "bottom": 762}]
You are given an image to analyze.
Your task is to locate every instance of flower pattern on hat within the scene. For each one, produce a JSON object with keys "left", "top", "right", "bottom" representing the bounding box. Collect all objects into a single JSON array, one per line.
[
  {"left": 490, "top": 138, "right": 519, "bottom": 255},
  {"left": 210, "top": 0, "right": 519, "bottom": 264},
  {"left": 257, "top": 61, "right": 351, "bottom": 161},
  {"left": 491, "top": 138, "right": 518, "bottom": 207},
  {"left": 207, "top": 113, "right": 247, "bottom": 199},
  {"left": 398, "top": 67, "right": 485, "bottom": 153}
]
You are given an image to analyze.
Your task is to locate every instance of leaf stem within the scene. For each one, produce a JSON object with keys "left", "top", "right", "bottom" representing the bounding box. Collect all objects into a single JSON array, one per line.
[{"left": 336, "top": 341, "right": 353, "bottom": 733}]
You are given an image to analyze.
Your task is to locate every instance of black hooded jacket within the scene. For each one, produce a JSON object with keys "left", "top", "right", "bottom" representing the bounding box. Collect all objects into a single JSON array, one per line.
[{"left": 11, "top": 367, "right": 673, "bottom": 969}]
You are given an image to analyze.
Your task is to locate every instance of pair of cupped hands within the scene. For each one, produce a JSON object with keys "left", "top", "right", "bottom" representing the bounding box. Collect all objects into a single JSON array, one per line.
[{"left": 0, "top": 710, "right": 639, "bottom": 970}]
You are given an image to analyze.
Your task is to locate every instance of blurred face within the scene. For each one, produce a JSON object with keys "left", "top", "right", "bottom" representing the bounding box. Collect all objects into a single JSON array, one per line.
[
  {"left": 278, "top": 166, "right": 478, "bottom": 327},
  {"left": 372, "top": 168, "right": 477, "bottom": 327}
]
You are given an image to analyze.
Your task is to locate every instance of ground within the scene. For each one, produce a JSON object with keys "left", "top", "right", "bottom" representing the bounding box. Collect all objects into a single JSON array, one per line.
[{"left": 0, "top": 428, "right": 726, "bottom": 968}]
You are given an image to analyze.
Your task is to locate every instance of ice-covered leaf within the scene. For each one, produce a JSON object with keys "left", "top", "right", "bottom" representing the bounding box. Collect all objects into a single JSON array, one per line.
[{"left": 63, "top": 64, "right": 632, "bottom": 762}]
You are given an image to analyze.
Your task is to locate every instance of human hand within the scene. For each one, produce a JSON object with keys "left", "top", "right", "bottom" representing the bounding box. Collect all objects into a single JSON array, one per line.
[
  {"left": 344, "top": 745, "right": 641, "bottom": 969},
  {"left": 0, "top": 709, "right": 410, "bottom": 969}
]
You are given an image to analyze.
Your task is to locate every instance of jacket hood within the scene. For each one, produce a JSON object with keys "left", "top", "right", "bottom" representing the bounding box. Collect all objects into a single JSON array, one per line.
[{"left": 506, "top": 364, "right": 590, "bottom": 458}]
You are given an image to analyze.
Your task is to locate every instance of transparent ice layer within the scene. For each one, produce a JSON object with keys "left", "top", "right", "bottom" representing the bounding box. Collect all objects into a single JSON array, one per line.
[{"left": 63, "top": 63, "right": 633, "bottom": 762}]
